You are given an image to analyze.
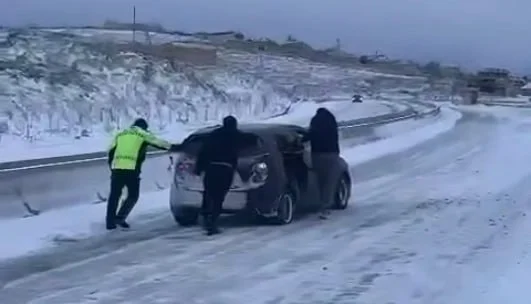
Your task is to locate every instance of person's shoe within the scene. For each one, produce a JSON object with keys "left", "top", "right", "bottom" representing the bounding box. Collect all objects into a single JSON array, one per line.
[
  {"left": 206, "top": 225, "right": 221, "bottom": 236},
  {"left": 106, "top": 223, "right": 117, "bottom": 230},
  {"left": 318, "top": 210, "right": 331, "bottom": 220},
  {"left": 203, "top": 216, "right": 220, "bottom": 235},
  {"left": 117, "top": 220, "right": 130, "bottom": 229}
]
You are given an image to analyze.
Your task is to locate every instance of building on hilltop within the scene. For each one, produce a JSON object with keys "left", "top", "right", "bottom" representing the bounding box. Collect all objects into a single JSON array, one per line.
[
  {"left": 469, "top": 68, "right": 522, "bottom": 96},
  {"left": 521, "top": 83, "right": 531, "bottom": 96}
]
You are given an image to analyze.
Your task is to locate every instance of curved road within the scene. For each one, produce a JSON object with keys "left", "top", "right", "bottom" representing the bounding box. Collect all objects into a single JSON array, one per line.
[{"left": 2, "top": 106, "right": 531, "bottom": 303}]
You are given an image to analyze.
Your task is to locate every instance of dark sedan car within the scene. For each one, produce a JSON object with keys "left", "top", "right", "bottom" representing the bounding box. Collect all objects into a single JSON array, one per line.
[{"left": 169, "top": 123, "right": 351, "bottom": 226}]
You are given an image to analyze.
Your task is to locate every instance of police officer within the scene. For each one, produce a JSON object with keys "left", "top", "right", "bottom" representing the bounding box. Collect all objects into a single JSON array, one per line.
[
  {"left": 194, "top": 116, "right": 258, "bottom": 235},
  {"left": 106, "top": 118, "right": 179, "bottom": 230},
  {"left": 303, "top": 108, "right": 340, "bottom": 219}
]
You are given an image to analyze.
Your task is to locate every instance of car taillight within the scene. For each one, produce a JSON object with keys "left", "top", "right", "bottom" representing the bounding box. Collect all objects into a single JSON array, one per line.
[
  {"left": 175, "top": 156, "right": 195, "bottom": 177},
  {"left": 176, "top": 162, "right": 193, "bottom": 172}
]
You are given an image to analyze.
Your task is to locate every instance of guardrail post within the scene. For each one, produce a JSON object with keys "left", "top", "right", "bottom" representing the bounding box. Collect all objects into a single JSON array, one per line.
[
  {"left": 155, "top": 181, "right": 166, "bottom": 190},
  {"left": 94, "top": 192, "right": 107, "bottom": 204},
  {"left": 15, "top": 188, "right": 40, "bottom": 217}
]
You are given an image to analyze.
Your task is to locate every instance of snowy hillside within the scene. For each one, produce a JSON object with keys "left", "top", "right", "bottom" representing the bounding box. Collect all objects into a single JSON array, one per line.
[
  {"left": 219, "top": 51, "right": 428, "bottom": 99},
  {"left": 0, "top": 29, "right": 290, "bottom": 141},
  {"left": 0, "top": 28, "right": 428, "bottom": 143}
]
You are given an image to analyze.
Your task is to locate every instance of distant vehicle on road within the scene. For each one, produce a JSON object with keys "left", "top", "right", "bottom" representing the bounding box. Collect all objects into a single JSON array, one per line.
[
  {"left": 352, "top": 94, "right": 363, "bottom": 103},
  {"left": 169, "top": 123, "right": 352, "bottom": 226}
]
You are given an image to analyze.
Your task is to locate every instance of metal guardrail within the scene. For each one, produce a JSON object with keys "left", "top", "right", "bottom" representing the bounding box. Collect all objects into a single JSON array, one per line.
[
  {"left": 0, "top": 108, "right": 421, "bottom": 173},
  {"left": 0, "top": 104, "right": 440, "bottom": 219}
]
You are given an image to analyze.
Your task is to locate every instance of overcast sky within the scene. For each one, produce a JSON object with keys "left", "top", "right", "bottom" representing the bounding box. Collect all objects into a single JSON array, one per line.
[{"left": 2, "top": 0, "right": 530, "bottom": 73}]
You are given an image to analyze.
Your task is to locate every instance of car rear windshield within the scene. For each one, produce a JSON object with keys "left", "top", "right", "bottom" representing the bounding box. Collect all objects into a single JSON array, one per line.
[{"left": 180, "top": 133, "right": 264, "bottom": 157}]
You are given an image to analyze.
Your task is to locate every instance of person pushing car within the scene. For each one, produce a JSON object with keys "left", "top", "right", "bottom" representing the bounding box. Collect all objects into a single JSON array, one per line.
[
  {"left": 303, "top": 107, "right": 341, "bottom": 219},
  {"left": 106, "top": 118, "right": 180, "bottom": 230},
  {"left": 194, "top": 115, "right": 258, "bottom": 235}
]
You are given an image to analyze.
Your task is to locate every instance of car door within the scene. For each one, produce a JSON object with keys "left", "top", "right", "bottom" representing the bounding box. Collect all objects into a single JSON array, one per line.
[{"left": 298, "top": 140, "right": 322, "bottom": 208}]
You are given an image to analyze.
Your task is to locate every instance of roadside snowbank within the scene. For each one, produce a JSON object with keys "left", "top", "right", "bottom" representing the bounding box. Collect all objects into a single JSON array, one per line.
[{"left": 343, "top": 107, "right": 461, "bottom": 165}]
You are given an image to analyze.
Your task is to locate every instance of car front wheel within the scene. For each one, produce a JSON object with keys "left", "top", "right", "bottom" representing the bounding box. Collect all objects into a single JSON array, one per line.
[{"left": 271, "top": 190, "right": 296, "bottom": 225}]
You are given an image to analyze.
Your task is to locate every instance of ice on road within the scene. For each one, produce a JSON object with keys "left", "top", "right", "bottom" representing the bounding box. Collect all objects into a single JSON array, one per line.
[{"left": 3, "top": 105, "right": 531, "bottom": 304}]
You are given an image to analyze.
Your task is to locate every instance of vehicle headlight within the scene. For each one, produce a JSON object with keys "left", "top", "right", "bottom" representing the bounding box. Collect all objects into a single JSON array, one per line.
[{"left": 250, "top": 162, "right": 268, "bottom": 184}]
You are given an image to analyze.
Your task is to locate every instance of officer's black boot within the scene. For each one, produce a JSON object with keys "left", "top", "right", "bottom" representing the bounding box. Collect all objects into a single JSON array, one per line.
[
  {"left": 207, "top": 223, "right": 220, "bottom": 236},
  {"left": 106, "top": 220, "right": 117, "bottom": 230},
  {"left": 116, "top": 220, "right": 130, "bottom": 229}
]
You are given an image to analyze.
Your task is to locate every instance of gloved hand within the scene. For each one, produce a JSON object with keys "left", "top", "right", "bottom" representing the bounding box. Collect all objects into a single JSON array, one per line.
[{"left": 297, "top": 133, "right": 309, "bottom": 144}]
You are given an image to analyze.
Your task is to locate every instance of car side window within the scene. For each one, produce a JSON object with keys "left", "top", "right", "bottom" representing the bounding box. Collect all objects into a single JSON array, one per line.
[{"left": 238, "top": 134, "right": 263, "bottom": 156}]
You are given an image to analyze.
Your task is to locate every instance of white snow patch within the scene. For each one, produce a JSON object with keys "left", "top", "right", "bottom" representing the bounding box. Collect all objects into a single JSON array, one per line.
[
  {"left": 374, "top": 110, "right": 444, "bottom": 139},
  {"left": 465, "top": 232, "right": 531, "bottom": 304},
  {"left": 0, "top": 190, "right": 170, "bottom": 261},
  {"left": 343, "top": 107, "right": 461, "bottom": 165},
  {"left": 267, "top": 99, "right": 391, "bottom": 125}
]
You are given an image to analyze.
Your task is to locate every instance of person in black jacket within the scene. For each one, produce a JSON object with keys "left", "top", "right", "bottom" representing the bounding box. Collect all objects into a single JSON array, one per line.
[
  {"left": 304, "top": 107, "right": 341, "bottom": 219},
  {"left": 194, "top": 115, "right": 258, "bottom": 235}
]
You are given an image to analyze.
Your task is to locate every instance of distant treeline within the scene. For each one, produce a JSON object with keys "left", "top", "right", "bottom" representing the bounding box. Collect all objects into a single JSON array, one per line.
[
  {"left": 20, "top": 20, "right": 238, "bottom": 38},
  {"left": 102, "top": 20, "right": 236, "bottom": 37}
]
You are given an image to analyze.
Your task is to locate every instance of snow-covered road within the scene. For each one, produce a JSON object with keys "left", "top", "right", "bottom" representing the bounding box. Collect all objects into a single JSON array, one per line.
[{"left": 2, "top": 106, "right": 531, "bottom": 303}]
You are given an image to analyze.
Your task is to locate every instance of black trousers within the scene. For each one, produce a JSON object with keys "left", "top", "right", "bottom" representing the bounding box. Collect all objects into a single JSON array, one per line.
[
  {"left": 311, "top": 153, "right": 340, "bottom": 210},
  {"left": 201, "top": 164, "right": 234, "bottom": 222},
  {"left": 106, "top": 169, "right": 141, "bottom": 227}
]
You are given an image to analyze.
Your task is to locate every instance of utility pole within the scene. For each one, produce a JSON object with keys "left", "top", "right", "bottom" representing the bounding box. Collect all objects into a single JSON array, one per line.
[{"left": 132, "top": 5, "right": 136, "bottom": 43}]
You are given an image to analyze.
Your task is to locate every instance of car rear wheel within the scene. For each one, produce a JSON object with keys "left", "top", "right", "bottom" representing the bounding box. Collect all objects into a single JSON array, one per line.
[
  {"left": 172, "top": 207, "right": 199, "bottom": 226},
  {"left": 271, "top": 190, "right": 295, "bottom": 225},
  {"left": 333, "top": 175, "right": 350, "bottom": 210}
]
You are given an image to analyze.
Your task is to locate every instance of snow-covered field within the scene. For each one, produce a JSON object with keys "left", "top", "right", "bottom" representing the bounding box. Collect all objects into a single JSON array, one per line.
[
  {"left": 3, "top": 104, "right": 531, "bottom": 303},
  {"left": 0, "top": 29, "right": 290, "bottom": 143},
  {"left": 0, "top": 99, "right": 394, "bottom": 162}
]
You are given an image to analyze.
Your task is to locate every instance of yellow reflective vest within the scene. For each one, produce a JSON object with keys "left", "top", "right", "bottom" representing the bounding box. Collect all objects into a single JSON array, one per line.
[{"left": 108, "top": 126, "right": 171, "bottom": 171}]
